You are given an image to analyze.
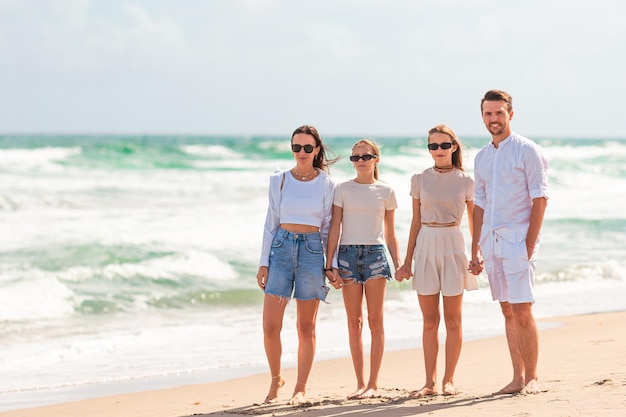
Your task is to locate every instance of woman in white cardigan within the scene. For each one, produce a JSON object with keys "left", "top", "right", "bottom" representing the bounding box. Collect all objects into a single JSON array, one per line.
[{"left": 256, "top": 125, "right": 336, "bottom": 405}]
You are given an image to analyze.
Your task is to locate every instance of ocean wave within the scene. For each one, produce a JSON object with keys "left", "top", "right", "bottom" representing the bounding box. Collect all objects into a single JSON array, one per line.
[
  {"left": 0, "top": 147, "right": 82, "bottom": 172},
  {"left": 180, "top": 144, "right": 243, "bottom": 159},
  {"left": 0, "top": 272, "right": 74, "bottom": 322},
  {"left": 536, "top": 260, "right": 625, "bottom": 284},
  {"left": 0, "top": 244, "right": 247, "bottom": 321}
]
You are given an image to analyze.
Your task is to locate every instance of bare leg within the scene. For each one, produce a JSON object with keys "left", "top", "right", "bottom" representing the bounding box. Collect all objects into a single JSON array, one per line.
[
  {"left": 262, "top": 294, "right": 288, "bottom": 403},
  {"left": 342, "top": 279, "right": 366, "bottom": 399},
  {"left": 441, "top": 293, "right": 463, "bottom": 395},
  {"left": 287, "top": 298, "right": 320, "bottom": 405},
  {"left": 410, "top": 293, "right": 440, "bottom": 398},
  {"left": 357, "top": 277, "right": 387, "bottom": 399},
  {"left": 494, "top": 301, "right": 526, "bottom": 395},
  {"left": 511, "top": 302, "right": 540, "bottom": 394}
]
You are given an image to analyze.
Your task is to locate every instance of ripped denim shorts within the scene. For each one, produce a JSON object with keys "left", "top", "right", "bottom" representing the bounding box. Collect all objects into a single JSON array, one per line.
[{"left": 337, "top": 244, "right": 392, "bottom": 284}]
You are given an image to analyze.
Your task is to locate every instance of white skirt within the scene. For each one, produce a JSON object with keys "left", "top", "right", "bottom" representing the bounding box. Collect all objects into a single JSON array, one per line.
[{"left": 412, "top": 225, "right": 474, "bottom": 296}]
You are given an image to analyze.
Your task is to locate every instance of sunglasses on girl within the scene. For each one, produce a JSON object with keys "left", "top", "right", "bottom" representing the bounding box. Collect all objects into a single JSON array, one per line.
[
  {"left": 291, "top": 144, "right": 316, "bottom": 153},
  {"left": 349, "top": 154, "right": 377, "bottom": 162},
  {"left": 427, "top": 142, "right": 453, "bottom": 151}
]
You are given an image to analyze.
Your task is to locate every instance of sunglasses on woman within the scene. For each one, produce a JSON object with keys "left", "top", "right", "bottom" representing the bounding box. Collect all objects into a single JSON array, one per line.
[
  {"left": 427, "top": 142, "right": 453, "bottom": 151},
  {"left": 349, "top": 154, "right": 377, "bottom": 162},
  {"left": 291, "top": 144, "right": 316, "bottom": 153}
]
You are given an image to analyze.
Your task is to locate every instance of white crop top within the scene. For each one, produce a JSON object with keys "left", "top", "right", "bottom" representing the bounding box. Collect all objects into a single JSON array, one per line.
[
  {"left": 410, "top": 167, "right": 474, "bottom": 225},
  {"left": 280, "top": 173, "right": 325, "bottom": 226},
  {"left": 334, "top": 179, "right": 397, "bottom": 245},
  {"left": 258, "top": 169, "right": 336, "bottom": 267}
]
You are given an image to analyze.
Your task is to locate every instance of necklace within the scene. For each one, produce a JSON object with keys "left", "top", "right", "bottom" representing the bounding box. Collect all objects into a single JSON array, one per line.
[
  {"left": 433, "top": 165, "right": 455, "bottom": 173},
  {"left": 293, "top": 168, "right": 317, "bottom": 180}
]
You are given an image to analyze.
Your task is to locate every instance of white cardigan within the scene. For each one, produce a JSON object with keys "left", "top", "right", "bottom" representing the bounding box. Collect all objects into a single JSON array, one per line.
[{"left": 258, "top": 169, "right": 336, "bottom": 268}]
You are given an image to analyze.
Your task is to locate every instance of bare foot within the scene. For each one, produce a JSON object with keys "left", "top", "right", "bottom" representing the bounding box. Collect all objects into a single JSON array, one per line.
[
  {"left": 409, "top": 386, "right": 437, "bottom": 398},
  {"left": 492, "top": 379, "right": 525, "bottom": 395},
  {"left": 356, "top": 388, "right": 379, "bottom": 399},
  {"left": 442, "top": 382, "right": 459, "bottom": 396},
  {"left": 263, "top": 375, "right": 285, "bottom": 404},
  {"left": 347, "top": 388, "right": 365, "bottom": 400},
  {"left": 287, "top": 391, "right": 306, "bottom": 405},
  {"left": 522, "top": 379, "right": 540, "bottom": 394}
]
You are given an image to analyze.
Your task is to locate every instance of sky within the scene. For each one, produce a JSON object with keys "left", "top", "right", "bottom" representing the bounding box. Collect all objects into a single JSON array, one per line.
[{"left": 0, "top": 0, "right": 624, "bottom": 138}]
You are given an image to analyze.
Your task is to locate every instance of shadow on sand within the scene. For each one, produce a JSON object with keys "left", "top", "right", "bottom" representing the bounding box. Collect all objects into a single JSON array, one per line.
[{"left": 185, "top": 388, "right": 528, "bottom": 417}]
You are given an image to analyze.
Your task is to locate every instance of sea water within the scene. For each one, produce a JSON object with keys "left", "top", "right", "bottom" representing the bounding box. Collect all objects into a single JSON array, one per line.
[{"left": 1, "top": 134, "right": 625, "bottom": 410}]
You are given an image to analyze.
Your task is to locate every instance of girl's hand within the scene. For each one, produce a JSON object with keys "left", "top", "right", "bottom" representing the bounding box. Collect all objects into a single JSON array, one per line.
[
  {"left": 468, "top": 253, "right": 484, "bottom": 275},
  {"left": 396, "top": 264, "right": 411, "bottom": 281},
  {"left": 326, "top": 269, "right": 343, "bottom": 289}
]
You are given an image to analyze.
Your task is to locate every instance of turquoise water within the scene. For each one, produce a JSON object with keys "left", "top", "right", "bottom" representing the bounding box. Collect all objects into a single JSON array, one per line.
[{"left": 1, "top": 134, "right": 625, "bottom": 409}]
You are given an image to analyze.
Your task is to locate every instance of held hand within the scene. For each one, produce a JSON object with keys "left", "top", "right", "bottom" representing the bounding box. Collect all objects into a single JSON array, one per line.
[
  {"left": 326, "top": 269, "right": 343, "bottom": 289},
  {"left": 395, "top": 265, "right": 405, "bottom": 282},
  {"left": 396, "top": 264, "right": 412, "bottom": 281},
  {"left": 257, "top": 266, "right": 268, "bottom": 291},
  {"left": 468, "top": 253, "right": 484, "bottom": 276}
]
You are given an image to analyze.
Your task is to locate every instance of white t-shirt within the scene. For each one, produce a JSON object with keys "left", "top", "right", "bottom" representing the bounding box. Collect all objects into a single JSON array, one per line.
[
  {"left": 333, "top": 179, "right": 397, "bottom": 245},
  {"left": 410, "top": 167, "right": 474, "bottom": 225}
]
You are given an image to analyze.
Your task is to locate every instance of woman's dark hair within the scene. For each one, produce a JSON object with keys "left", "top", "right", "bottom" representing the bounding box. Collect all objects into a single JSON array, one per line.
[{"left": 291, "top": 125, "right": 337, "bottom": 172}]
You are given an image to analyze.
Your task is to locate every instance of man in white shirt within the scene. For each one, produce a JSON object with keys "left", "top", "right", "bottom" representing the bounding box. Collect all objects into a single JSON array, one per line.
[{"left": 469, "top": 89, "right": 549, "bottom": 395}]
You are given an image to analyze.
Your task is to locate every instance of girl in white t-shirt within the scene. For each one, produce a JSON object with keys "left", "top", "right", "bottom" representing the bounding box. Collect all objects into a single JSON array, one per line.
[
  {"left": 398, "top": 124, "right": 476, "bottom": 398},
  {"left": 326, "top": 139, "right": 401, "bottom": 400}
]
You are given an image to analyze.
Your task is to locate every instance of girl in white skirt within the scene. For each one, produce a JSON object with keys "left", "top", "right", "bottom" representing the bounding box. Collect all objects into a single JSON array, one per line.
[{"left": 398, "top": 124, "right": 477, "bottom": 398}]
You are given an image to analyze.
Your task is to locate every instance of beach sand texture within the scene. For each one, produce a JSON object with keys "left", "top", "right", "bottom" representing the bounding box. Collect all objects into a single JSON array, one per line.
[{"left": 1, "top": 311, "right": 624, "bottom": 417}]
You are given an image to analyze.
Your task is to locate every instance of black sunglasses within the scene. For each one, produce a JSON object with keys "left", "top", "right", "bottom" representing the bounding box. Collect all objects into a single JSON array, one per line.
[
  {"left": 427, "top": 142, "right": 453, "bottom": 151},
  {"left": 291, "top": 144, "right": 316, "bottom": 153},
  {"left": 349, "top": 154, "right": 377, "bottom": 162}
]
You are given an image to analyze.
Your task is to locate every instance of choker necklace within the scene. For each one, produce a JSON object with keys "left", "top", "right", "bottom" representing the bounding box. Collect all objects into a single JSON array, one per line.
[
  {"left": 293, "top": 168, "right": 317, "bottom": 180},
  {"left": 433, "top": 165, "right": 455, "bottom": 173}
]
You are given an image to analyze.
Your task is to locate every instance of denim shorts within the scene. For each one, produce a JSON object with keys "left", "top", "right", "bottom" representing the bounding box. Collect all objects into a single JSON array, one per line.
[
  {"left": 265, "top": 229, "right": 329, "bottom": 301},
  {"left": 337, "top": 244, "right": 392, "bottom": 284}
]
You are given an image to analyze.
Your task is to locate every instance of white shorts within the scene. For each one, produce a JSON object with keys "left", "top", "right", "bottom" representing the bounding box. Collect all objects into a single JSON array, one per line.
[
  {"left": 481, "top": 232, "right": 537, "bottom": 303},
  {"left": 412, "top": 226, "right": 471, "bottom": 296}
]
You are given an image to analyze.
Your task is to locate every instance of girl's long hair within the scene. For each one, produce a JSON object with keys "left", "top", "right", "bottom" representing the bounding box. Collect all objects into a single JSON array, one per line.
[
  {"left": 352, "top": 139, "right": 381, "bottom": 180},
  {"left": 428, "top": 124, "right": 465, "bottom": 171}
]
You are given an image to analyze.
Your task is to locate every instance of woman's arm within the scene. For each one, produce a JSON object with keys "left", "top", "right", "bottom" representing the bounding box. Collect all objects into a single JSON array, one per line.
[
  {"left": 398, "top": 198, "right": 421, "bottom": 280},
  {"left": 469, "top": 205, "right": 484, "bottom": 275},
  {"left": 325, "top": 204, "right": 343, "bottom": 289}
]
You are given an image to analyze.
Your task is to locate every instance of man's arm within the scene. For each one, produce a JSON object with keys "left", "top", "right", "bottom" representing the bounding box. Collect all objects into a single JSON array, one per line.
[{"left": 526, "top": 197, "right": 548, "bottom": 258}]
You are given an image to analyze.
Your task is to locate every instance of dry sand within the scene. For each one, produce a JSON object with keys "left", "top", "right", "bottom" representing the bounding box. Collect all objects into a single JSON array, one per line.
[{"left": 2, "top": 311, "right": 625, "bottom": 417}]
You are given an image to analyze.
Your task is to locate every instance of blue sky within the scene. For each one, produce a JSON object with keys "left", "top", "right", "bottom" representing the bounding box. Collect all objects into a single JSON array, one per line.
[{"left": 1, "top": 0, "right": 624, "bottom": 137}]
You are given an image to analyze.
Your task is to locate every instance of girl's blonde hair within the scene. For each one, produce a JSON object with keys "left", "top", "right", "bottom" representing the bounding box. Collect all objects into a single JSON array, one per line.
[{"left": 352, "top": 139, "right": 381, "bottom": 179}]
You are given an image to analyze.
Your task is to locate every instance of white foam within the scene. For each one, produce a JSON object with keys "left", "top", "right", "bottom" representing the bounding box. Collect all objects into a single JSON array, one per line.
[
  {"left": 180, "top": 144, "right": 243, "bottom": 159},
  {"left": 0, "top": 271, "right": 74, "bottom": 322},
  {"left": 0, "top": 147, "right": 81, "bottom": 172}
]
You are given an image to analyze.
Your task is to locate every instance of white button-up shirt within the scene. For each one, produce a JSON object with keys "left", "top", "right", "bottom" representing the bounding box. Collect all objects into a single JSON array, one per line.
[{"left": 474, "top": 132, "right": 549, "bottom": 245}]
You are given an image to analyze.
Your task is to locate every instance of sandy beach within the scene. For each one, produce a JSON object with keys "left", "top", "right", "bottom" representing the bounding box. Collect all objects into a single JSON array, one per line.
[{"left": 2, "top": 310, "right": 625, "bottom": 417}]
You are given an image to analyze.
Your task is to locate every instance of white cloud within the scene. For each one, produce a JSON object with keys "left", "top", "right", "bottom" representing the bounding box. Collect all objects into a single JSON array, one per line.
[{"left": 0, "top": 0, "right": 624, "bottom": 137}]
